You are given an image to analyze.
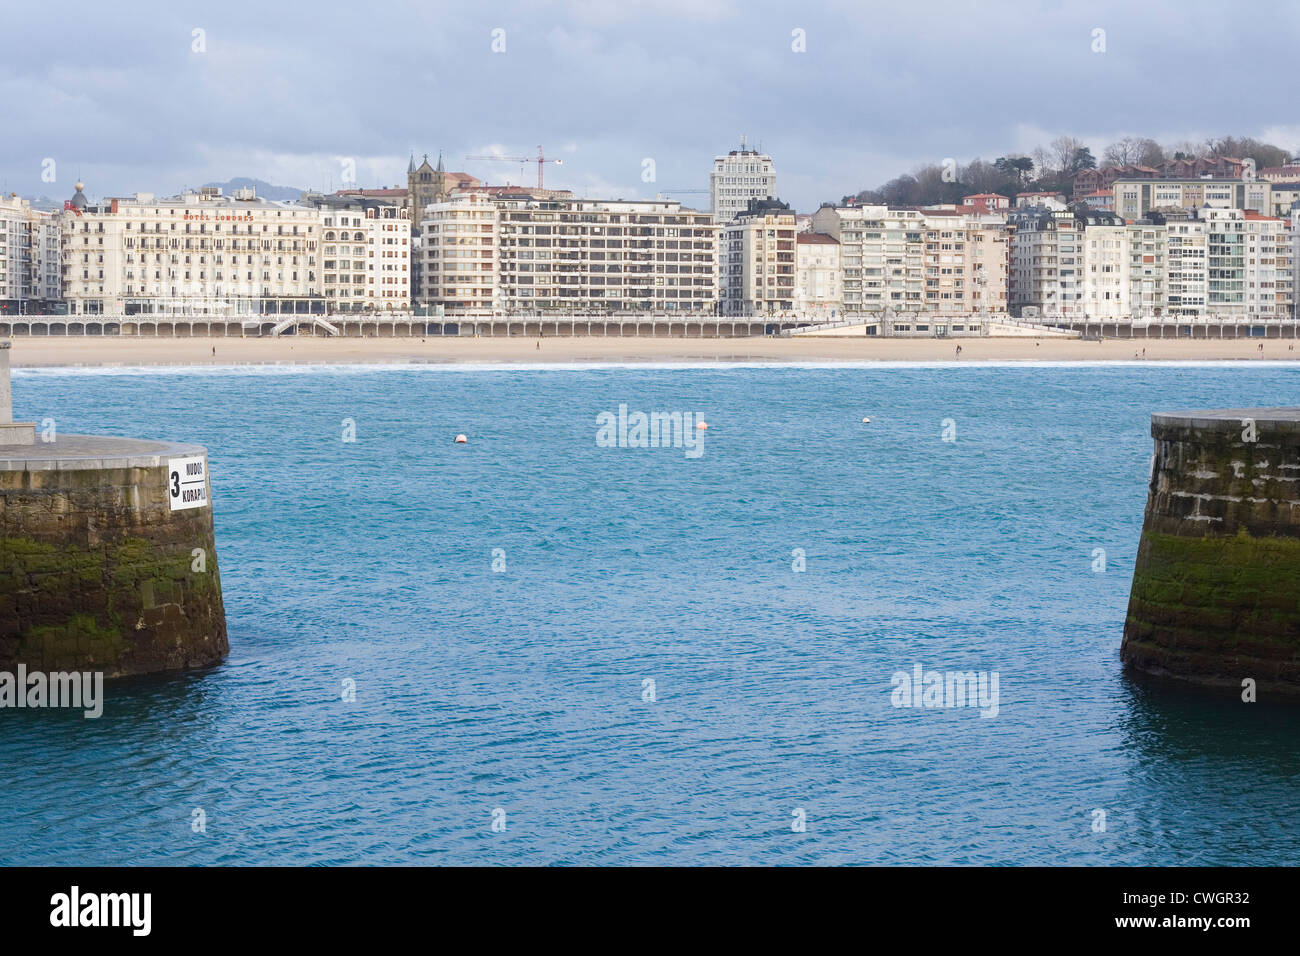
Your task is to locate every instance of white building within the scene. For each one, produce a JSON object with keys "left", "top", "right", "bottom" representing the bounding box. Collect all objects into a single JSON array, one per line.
[
  {"left": 810, "top": 203, "right": 1010, "bottom": 315},
  {"left": 1113, "top": 179, "right": 1272, "bottom": 220},
  {"left": 1164, "top": 208, "right": 1292, "bottom": 320},
  {"left": 1078, "top": 214, "right": 1167, "bottom": 320},
  {"left": 419, "top": 191, "right": 499, "bottom": 312},
  {"left": 60, "top": 184, "right": 324, "bottom": 317},
  {"left": 1164, "top": 215, "right": 1209, "bottom": 319},
  {"left": 0, "top": 194, "right": 61, "bottom": 313},
  {"left": 420, "top": 192, "right": 717, "bottom": 314},
  {"left": 709, "top": 139, "right": 776, "bottom": 224},
  {"left": 302, "top": 194, "right": 410, "bottom": 312},
  {"left": 718, "top": 199, "right": 797, "bottom": 316},
  {"left": 794, "top": 232, "right": 841, "bottom": 317}
]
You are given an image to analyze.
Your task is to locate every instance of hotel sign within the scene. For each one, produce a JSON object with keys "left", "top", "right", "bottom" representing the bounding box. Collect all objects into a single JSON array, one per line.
[
  {"left": 184, "top": 213, "right": 254, "bottom": 221},
  {"left": 167, "top": 455, "right": 210, "bottom": 511}
]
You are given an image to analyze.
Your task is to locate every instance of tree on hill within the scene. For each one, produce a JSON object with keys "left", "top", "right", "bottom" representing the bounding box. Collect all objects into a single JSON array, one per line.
[
  {"left": 1102, "top": 137, "right": 1164, "bottom": 168},
  {"left": 834, "top": 132, "right": 1295, "bottom": 209}
]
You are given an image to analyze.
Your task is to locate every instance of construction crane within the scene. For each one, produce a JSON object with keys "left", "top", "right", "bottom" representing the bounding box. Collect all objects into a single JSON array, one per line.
[{"left": 465, "top": 145, "right": 563, "bottom": 189}]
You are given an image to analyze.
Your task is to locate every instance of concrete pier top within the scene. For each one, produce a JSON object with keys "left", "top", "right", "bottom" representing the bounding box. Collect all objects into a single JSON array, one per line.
[
  {"left": 1152, "top": 408, "right": 1300, "bottom": 432},
  {"left": 0, "top": 434, "right": 207, "bottom": 471}
]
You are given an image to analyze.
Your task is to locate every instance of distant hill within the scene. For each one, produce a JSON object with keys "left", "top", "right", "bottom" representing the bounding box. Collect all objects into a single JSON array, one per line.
[
  {"left": 200, "top": 177, "right": 305, "bottom": 201},
  {"left": 21, "top": 196, "right": 63, "bottom": 212}
]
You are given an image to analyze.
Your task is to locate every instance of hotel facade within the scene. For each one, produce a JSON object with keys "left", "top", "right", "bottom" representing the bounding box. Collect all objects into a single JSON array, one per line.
[{"left": 60, "top": 185, "right": 323, "bottom": 316}]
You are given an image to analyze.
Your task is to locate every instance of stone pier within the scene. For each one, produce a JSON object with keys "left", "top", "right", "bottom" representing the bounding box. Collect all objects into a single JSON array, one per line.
[
  {"left": 1122, "top": 409, "right": 1300, "bottom": 695},
  {"left": 0, "top": 343, "right": 227, "bottom": 677}
]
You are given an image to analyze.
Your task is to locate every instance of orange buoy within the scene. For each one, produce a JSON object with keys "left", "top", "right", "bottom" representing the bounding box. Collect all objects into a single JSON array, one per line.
[
  {"left": 696, "top": 421, "right": 708, "bottom": 430},
  {"left": 454, "top": 434, "right": 468, "bottom": 443}
]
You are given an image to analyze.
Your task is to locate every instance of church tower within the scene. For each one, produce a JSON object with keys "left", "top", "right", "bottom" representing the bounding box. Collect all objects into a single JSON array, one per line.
[{"left": 407, "top": 151, "right": 449, "bottom": 221}]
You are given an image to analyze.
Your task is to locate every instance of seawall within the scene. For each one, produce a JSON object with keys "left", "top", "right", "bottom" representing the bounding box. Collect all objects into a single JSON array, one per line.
[
  {"left": 0, "top": 435, "right": 228, "bottom": 677},
  {"left": 1122, "top": 408, "right": 1300, "bottom": 695}
]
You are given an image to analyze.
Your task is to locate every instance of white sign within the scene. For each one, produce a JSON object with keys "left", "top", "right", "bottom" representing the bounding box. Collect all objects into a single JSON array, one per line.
[{"left": 168, "top": 455, "right": 209, "bottom": 511}]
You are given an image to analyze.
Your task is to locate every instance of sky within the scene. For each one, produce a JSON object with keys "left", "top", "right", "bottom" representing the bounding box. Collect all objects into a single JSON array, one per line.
[{"left": 4, "top": 0, "right": 1300, "bottom": 212}]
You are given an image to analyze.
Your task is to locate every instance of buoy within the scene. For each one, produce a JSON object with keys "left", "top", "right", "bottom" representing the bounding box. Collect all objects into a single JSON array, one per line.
[
  {"left": 861, "top": 417, "right": 872, "bottom": 424},
  {"left": 454, "top": 434, "right": 467, "bottom": 444},
  {"left": 696, "top": 421, "right": 708, "bottom": 430}
]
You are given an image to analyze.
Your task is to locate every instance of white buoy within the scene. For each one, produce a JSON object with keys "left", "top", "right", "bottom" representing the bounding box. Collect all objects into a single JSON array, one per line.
[
  {"left": 861, "top": 417, "right": 872, "bottom": 424},
  {"left": 454, "top": 434, "right": 467, "bottom": 444}
]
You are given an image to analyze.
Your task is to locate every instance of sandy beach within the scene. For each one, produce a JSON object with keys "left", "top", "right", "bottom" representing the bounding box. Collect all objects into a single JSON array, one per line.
[{"left": 6, "top": 334, "right": 1300, "bottom": 368}]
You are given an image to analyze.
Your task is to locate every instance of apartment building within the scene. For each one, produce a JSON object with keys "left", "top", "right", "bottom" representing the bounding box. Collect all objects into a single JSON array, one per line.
[
  {"left": 1164, "top": 213, "right": 1209, "bottom": 318},
  {"left": 794, "top": 232, "right": 841, "bottom": 316},
  {"left": 718, "top": 198, "right": 796, "bottom": 315},
  {"left": 1078, "top": 212, "right": 1167, "bottom": 320},
  {"left": 1163, "top": 208, "right": 1292, "bottom": 319},
  {"left": 709, "top": 139, "right": 776, "bottom": 224},
  {"left": 1292, "top": 208, "right": 1300, "bottom": 317},
  {"left": 301, "top": 194, "right": 410, "bottom": 311},
  {"left": 1112, "top": 178, "right": 1272, "bottom": 220},
  {"left": 419, "top": 191, "right": 499, "bottom": 312},
  {"left": 0, "top": 194, "right": 61, "bottom": 313},
  {"left": 1267, "top": 182, "right": 1300, "bottom": 217},
  {"left": 1074, "top": 157, "right": 1250, "bottom": 194},
  {"left": 420, "top": 193, "right": 717, "bottom": 314},
  {"left": 810, "top": 203, "right": 1009, "bottom": 314},
  {"left": 1007, "top": 206, "right": 1084, "bottom": 317},
  {"left": 1230, "top": 210, "right": 1292, "bottom": 319},
  {"left": 60, "top": 184, "right": 322, "bottom": 316},
  {"left": 1260, "top": 164, "right": 1300, "bottom": 183}
]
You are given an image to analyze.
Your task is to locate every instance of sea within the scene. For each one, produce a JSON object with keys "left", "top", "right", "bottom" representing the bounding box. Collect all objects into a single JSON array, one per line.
[{"left": 2, "top": 360, "right": 1298, "bottom": 865}]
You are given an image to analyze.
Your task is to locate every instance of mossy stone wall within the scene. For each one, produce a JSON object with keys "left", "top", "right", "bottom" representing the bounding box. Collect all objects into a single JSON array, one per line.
[
  {"left": 0, "top": 457, "right": 227, "bottom": 677},
  {"left": 1122, "top": 413, "right": 1300, "bottom": 694}
]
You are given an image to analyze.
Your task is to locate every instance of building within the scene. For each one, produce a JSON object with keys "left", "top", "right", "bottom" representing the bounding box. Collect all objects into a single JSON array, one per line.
[
  {"left": 406, "top": 153, "right": 480, "bottom": 306},
  {"left": 1112, "top": 178, "right": 1272, "bottom": 219},
  {"left": 794, "top": 232, "right": 841, "bottom": 317},
  {"left": 1078, "top": 189, "right": 1114, "bottom": 212},
  {"left": 1292, "top": 207, "right": 1300, "bottom": 317},
  {"left": 1078, "top": 212, "right": 1167, "bottom": 320},
  {"left": 300, "top": 193, "right": 411, "bottom": 312},
  {"left": 1163, "top": 208, "right": 1292, "bottom": 320},
  {"left": 1164, "top": 212, "right": 1209, "bottom": 319},
  {"left": 1016, "top": 191, "right": 1066, "bottom": 208},
  {"left": 810, "top": 203, "right": 1010, "bottom": 315},
  {"left": 417, "top": 191, "right": 499, "bottom": 313},
  {"left": 1260, "top": 164, "right": 1300, "bottom": 183},
  {"left": 1074, "top": 156, "right": 1249, "bottom": 194},
  {"left": 1268, "top": 182, "right": 1300, "bottom": 217},
  {"left": 718, "top": 198, "right": 796, "bottom": 315},
  {"left": 0, "top": 194, "right": 61, "bottom": 314},
  {"left": 1007, "top": 206, "right": 1085, "bottom": 317},
  {"left": 962, "top": 193, "right": 1010, "bottom": 213},
  {"left": 420, "top": 193, "right": 717, "bottom": 314},
  {"left": 59, "top": 184, "right": 323, "bottom": 316},
  {"left": 709, "top": 139, "right": 776, "bottom": 224}
]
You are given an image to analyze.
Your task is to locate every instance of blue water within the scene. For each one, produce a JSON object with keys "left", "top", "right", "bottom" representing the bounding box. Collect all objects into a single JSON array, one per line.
[{"left": 2, "top": 361, "right": 1298, "bottom": 865}]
